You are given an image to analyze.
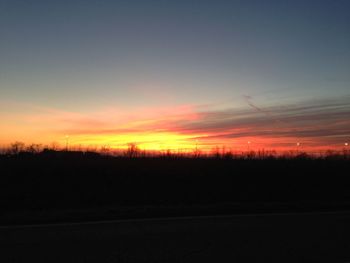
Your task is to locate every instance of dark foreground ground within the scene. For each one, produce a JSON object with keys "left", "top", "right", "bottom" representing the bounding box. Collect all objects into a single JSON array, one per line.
[
  {"left": 1, "top": 152, "right": 350, "bottom": 224},
  {"left": 1, "top": 211, "right": 350, "bottom": 263},
  {"left": 1, "top": 152, "right": 350, "bottom": 262}
]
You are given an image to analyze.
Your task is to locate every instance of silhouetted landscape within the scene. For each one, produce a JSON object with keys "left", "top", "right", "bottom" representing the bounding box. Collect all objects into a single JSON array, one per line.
[
  {"left": 1, "top": 147, "right": 349, "bottom": 225},
  {"left": 2, "top": 0, "right": 350, "bottom": 261}
]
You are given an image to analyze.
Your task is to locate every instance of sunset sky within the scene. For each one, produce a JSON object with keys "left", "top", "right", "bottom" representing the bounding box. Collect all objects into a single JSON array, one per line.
[{"left": 1, "top": 0, "right": 349, "bottom": 152}]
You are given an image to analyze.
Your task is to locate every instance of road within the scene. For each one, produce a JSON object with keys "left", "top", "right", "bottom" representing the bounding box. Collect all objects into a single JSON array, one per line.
[{"left": 1, "top": 211, "right": 350, "bottom": 262}]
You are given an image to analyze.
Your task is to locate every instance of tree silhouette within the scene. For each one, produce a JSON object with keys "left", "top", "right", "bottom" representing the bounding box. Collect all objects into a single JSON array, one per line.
[
  {"left": 124, "top": 143, "right": 140, "bottom": 158},
  {"left": 9, "top": 141, "right": 25, "bottom": 154}
]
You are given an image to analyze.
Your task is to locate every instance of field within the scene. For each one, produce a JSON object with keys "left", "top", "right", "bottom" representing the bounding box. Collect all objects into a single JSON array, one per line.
[{"left": 1, "top": 151, "right": 349, "bottom": 225}]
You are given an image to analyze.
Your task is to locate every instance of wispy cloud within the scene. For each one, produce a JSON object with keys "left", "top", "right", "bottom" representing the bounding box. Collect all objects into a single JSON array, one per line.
[
  {"left": 55, "top": 96, "right": 350, "bottom": 149},
  {"left": 1, "top": 96, "right": 349, "bottom": 150}
]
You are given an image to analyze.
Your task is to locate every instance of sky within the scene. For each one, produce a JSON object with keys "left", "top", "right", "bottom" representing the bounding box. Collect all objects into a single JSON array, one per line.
[{"left": 0, "top": 0, "right": 349, "bottom": 152}]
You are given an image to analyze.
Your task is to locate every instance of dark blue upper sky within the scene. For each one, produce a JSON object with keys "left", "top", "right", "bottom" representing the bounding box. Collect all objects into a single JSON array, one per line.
[{"left": 1, "top": 0, "right": 349, "bottom": 109}]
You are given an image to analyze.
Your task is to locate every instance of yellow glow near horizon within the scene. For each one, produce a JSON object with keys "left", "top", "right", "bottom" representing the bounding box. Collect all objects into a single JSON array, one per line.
[{"left": 67, "top": 132, "right": 206, "bottom": 151}]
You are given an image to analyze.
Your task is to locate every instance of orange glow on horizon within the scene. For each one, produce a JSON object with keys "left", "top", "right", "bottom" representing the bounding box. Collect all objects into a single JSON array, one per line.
[
  {"left": 0, "top": 132, "right": 348, "bottom": 154},
  {"left": 0, "top": 101, "right": 349, "bottom": 154},
  {"left": 1, "top": 132, "right": 343, "bottom": 154}
]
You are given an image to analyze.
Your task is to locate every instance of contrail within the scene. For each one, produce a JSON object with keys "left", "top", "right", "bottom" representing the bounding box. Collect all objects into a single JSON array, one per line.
[
  {"left": 243, "top": 95, "right": 266, "bottom": 114},
  {"left": 243, "top": 95, "right": 286, "bottom": 127}
]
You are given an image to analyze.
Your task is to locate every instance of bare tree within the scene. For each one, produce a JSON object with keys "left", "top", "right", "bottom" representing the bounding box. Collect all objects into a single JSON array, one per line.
[
  {"left": 212, "top": 146, "right": 221, "bottom": 158},
  {"left": 100, "top": 145, "right": 111, "bottom": 155},
  {"left": 26, "top": 144, "right": 42, "bottom": 154},
  {"left": 9, "top": 141, "right": 25, "bottom": 155},
  {"left": 124, "top": 143, "right": 140, "bottom": 158},
  {"left": 193, "top": 147, "right": 202, "bottom": 158},
  {"left": 49, "top": 142, "right": 60, "bottom": 151}
]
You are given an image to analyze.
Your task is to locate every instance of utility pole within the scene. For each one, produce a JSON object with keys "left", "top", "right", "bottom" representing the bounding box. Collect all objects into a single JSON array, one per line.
[{"left": 65, "top": 135, "right": 69, "bottom": 151}]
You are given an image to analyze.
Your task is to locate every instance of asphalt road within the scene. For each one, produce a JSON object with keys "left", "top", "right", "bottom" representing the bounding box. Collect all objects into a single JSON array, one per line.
[{"left": 1, "top": 211, "right": 350, "bottom": 263}]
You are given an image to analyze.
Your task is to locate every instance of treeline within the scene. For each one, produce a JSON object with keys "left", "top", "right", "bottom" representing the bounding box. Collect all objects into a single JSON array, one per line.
[{"left": 1, "top": 141, "right": 350, "bottom": 160}]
